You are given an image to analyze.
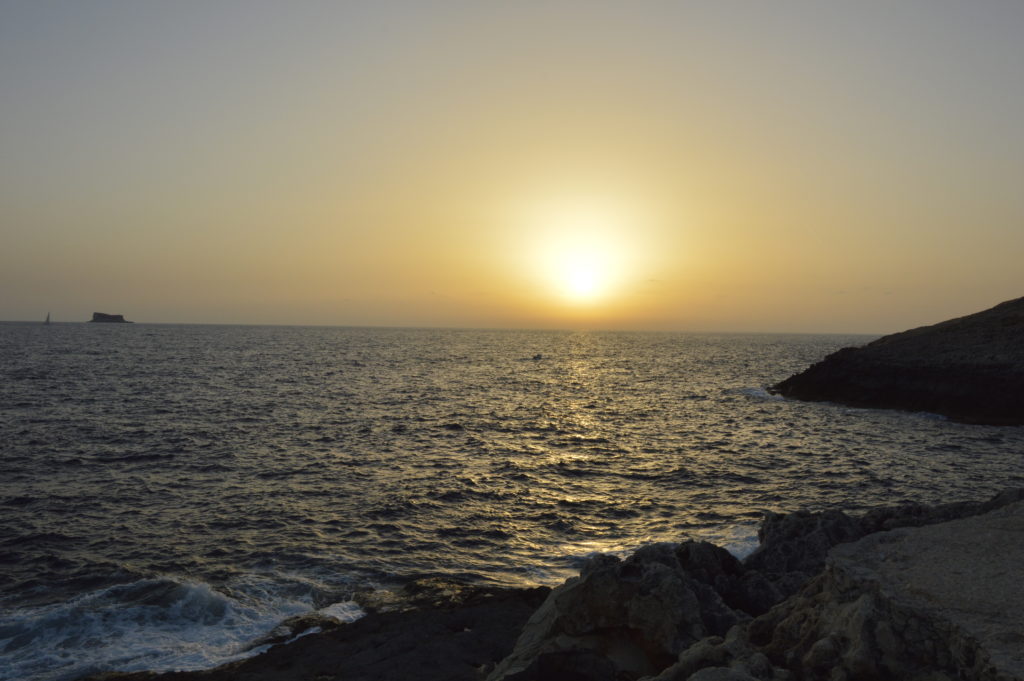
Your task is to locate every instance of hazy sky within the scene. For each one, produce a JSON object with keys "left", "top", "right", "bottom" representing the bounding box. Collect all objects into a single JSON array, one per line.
[{"left": 3, "top": 1, "right": 1022, "bottom": 332}]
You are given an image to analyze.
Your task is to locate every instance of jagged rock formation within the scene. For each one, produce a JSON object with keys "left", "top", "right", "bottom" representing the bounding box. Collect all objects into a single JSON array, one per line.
[
  {"left": 89, "top": 312, "right": 133, "bottom": 323},
  {"left": 771, "top": 297, "right": 1024, "bottom": 425}
]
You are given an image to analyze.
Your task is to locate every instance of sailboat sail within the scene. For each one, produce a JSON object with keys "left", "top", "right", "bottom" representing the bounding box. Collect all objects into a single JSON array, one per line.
[{"left": 44, "top": 313, "right": 50, "bottom": 325}]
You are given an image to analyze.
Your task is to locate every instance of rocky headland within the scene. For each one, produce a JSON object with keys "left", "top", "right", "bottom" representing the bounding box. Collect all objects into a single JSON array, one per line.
[
  {"left": 89, "top": 312, "right": 133, "bottom": 323},
  {"left": 83, "top": 489, "right": 1024, "bottom": 681},
  {"left": 771, "top": 297, "right": 1024, "bottom": 425}
]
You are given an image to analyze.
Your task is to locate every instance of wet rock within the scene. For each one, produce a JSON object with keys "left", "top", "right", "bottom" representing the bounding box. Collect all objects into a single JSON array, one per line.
[
  {"left": 84, "top": 582, "right": 550, "bottom": 681},
  {"left": 244, "top": 612, "right": 344, "bottom": 651},
  {"left": 354, "top": 576, "right": 523, "bottom": 613},
  {"left": 771, "top": 296, "right": 1024, "bottom": 425}
]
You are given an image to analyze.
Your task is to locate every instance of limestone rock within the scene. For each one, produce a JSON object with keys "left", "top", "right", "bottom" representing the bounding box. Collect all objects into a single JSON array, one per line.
[
  {"left": 743, "top": 509, "right": 862, "bottom": 596},
  {"left": 488, "top": 542, "right": 757, "bottom": 681},
  {"left": 489, "top": 490, "right": 1024, "bottom": 681},
  {"left": 649, "top": 626, "right": 789, "bottom": 681},
  {"left": 750, "top": 501, "right": 1024, "bottom": 680},
  {"left": 771, "top": 296, "right": 1024, "bottom": 424},
  {"left": 857, "top": 488, "right": 1024, "bottom": 534}
]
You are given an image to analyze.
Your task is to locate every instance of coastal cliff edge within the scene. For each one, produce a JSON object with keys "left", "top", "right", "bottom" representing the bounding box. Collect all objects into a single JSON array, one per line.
[{"left": 771, "top": 296, "right": 1024, "bottom": 425}]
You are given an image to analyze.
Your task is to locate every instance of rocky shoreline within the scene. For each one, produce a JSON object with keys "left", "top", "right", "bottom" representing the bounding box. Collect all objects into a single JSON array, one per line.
[
  {"left": 770, "top": 297, "right": 1024, "bottom": 425},
  {"left": 84, "top": 489, "right": 1024, "bottom": 681}
]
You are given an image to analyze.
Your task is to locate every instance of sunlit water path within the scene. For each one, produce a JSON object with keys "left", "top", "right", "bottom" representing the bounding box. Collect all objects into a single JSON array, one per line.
[{"left": 2, "top": 323, "right": 1023, "bottom": 680}]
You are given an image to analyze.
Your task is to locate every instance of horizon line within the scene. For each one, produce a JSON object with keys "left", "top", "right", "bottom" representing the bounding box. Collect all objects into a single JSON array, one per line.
[{"left": 0, "top": 318, "right": 885, "bottom": 337}]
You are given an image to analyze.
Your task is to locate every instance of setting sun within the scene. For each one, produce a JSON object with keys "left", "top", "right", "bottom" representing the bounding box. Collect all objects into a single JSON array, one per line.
[
  {"left": 554, "top": 247, "right": 613, "bottom": 303},
  {"left": 519, "top": 196, "right": 637, "bottom": 308}
]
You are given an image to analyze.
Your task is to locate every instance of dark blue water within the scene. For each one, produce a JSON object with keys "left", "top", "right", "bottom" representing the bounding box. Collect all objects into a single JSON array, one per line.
[{"left": 2, "top": 323, "right": 1022, "bottom": 680}]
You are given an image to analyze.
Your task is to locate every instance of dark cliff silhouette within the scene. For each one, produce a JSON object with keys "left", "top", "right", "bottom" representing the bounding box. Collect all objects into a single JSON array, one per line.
[
  {"left": 772, "top": 296, "right": 1024, "bottom": 425},
  {"left": 88, "top": 312, "right": 133, "bottom": 323}
]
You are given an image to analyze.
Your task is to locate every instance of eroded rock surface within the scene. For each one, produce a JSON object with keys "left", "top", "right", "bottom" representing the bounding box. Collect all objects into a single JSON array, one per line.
[
  {"left": 751, "top": 501, "right": 1024, "bottom": 681},
  {"left": 485, "top": 531, "right": 835, "bottom": 681},
  {"left": 771, "top": 296, "right": 1024, "bottom": 424},
  {"left": 486, "top": 542, "right": 751, "bottom": 681}
]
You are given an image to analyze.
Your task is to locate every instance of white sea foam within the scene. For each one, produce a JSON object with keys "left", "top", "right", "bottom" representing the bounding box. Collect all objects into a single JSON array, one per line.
[
  {"left": 0, "top": 576, "right": 362, "bottom": 681},
  {"left": 736, "top": 386, "right": 784, "bottom": 401},
  {"left": 320, "top": 600, "right": 365, "bottom": 622},
  {"left": 721, "top": 528, "right": 762, "bottom": 560}
]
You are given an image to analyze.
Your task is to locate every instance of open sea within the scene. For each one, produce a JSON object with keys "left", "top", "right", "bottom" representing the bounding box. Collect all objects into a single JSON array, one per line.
[{"left": 2, "top": 322, "right": 1023, "bottom": 680}]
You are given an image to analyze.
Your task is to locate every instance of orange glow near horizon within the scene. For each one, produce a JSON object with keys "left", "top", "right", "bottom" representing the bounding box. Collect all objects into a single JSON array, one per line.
[{"left": 3, "top": 4, "right": 1023, "bottom": 332}]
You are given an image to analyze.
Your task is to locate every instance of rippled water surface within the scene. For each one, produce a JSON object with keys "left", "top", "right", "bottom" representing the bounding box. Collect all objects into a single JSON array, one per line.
[{"left": 2, "top": 323, "right": 1023, "bottom": 680}]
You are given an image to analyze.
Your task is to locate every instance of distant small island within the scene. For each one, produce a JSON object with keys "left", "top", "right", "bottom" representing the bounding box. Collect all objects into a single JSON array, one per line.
[{"left": 88, "top": 312, "right": 133, "bottom": 323}]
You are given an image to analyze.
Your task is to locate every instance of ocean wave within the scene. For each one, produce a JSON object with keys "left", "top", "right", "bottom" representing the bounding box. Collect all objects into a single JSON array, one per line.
[
  {"left": 5, "top": 326, "right": 1024, "bottom": 679},
  {"left": 0, "top": 575, "right": 362, "bottom": 681}
]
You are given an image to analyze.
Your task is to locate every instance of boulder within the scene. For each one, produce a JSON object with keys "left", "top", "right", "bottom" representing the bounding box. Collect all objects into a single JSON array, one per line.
[
  {"left": 488, "top": 542, "right": 757, "bottom": 681},
  {"left": 743, "top": 509, "right": 862, "bottom": 594}
]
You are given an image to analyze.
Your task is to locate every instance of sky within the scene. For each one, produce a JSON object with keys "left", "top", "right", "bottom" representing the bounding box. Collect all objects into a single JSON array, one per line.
[{"left": 2, "top": 1, "right": 1022, "bottom": 333}]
